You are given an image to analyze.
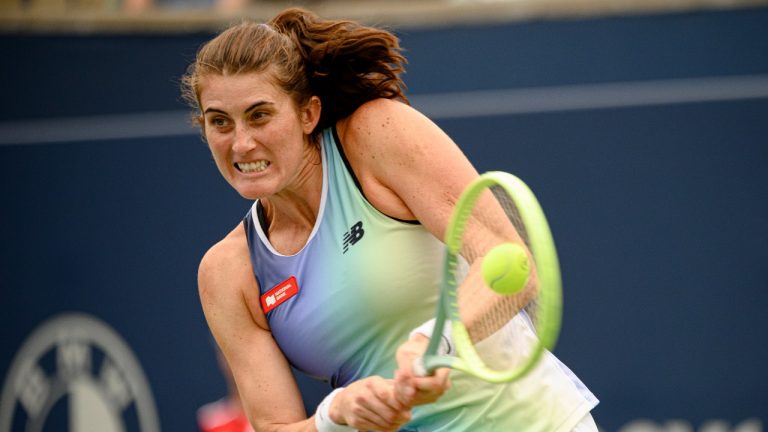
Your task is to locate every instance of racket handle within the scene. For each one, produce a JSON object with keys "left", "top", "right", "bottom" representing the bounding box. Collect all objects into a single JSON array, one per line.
[{"left": 412, "top": 356, "right": 429, "bottom": 377}]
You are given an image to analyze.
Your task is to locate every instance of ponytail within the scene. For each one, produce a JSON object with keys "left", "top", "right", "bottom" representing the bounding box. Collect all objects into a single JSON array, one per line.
[{"left": 270, "top": 8, "right": 408, "bottom": 131}]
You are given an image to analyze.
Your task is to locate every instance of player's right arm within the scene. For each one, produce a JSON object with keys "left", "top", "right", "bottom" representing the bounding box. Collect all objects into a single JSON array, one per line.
[{"left": 198, "top": 224, "right": 411, "bottom": 432}]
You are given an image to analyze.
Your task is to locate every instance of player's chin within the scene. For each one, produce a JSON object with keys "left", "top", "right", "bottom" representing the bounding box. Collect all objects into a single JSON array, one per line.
[{"left": 232, "top": 178, "right": 277, "bottom": 200}]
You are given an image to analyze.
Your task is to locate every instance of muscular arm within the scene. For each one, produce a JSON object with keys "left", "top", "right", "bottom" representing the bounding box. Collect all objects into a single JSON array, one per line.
[
  {"left": 198, "top": 225, "right": 313, "bottom": 432},
  {"left": 339, "top": 98, "right": 538, "bottom": 342}
]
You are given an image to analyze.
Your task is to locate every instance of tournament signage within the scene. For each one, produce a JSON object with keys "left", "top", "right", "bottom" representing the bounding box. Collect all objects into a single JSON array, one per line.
[{"left": 0, "top": 313, "right": 160, "bottom": 432}]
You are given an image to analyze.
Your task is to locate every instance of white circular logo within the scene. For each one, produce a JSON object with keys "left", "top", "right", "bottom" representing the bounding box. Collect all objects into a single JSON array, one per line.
[{"left": 0, "top": 313, "right": 160, "bottom": 432}]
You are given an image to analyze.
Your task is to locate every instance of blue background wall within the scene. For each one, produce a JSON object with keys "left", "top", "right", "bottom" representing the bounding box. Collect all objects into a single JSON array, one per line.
[{"left": 1, "top": 6, "right": 767, "bottom": 431}]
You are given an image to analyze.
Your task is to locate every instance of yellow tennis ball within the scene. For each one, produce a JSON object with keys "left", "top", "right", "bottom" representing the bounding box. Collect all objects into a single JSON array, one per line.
[{"left": 482, "top": 242, "right": 530, "bottom": 295}]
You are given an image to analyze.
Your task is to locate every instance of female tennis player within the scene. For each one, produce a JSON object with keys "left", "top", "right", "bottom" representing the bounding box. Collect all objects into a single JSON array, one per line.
[{"left": 183, "top": 7, "right": 598, "bottom": 431}]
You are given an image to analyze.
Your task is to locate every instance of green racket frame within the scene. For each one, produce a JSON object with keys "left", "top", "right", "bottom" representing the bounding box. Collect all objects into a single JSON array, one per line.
[{"left": 418, "top": 171, "right": 563, "bottom": 383}]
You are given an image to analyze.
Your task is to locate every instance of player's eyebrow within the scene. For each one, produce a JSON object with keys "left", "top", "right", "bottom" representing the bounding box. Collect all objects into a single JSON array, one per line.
[
  {"left": 244, "top": 101, "right": 274, "bottom": 114},
  {"left": 203, "top": 101, "right": 274, "bottom": 116},
  {"left": 203, "top": 107, "right": 227, "bottom": 115}
]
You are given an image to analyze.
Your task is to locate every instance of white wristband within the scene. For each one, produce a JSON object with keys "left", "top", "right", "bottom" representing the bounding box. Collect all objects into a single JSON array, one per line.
[
  {"left": 315, "top": 388, "right": 355, "bottom": 432},
  {"left": 409, "top": 318, "right": 454, "bottom": 356}
]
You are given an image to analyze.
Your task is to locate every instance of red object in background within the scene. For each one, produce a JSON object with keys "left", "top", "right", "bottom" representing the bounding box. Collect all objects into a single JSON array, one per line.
[{"left": 197, "top": 398, "right": 254, "bottom": 432}]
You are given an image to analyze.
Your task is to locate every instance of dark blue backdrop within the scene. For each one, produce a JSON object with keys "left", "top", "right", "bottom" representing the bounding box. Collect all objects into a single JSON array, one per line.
[{"left": 2, "top": 6, "right": 767, "bottom": 431}]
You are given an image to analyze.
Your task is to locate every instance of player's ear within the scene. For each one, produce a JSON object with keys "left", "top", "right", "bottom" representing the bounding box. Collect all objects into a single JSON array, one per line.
[{"left": 300, "top": 96, "right": 321, "bottom": 134}]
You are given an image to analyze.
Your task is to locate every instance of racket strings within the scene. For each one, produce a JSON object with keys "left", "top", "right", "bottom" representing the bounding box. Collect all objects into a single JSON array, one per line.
[
  {"left": 490, "top": 185, "right": 530, "bottom": 247},
  {"left": 490, "top": 185, "right": 540, "bottom": 326},
  {"left": 455, "top": 263, "right": 537, "bottom": 371},
  {"left": 454, "top": 186, "right": 535, "bottom": 349}
]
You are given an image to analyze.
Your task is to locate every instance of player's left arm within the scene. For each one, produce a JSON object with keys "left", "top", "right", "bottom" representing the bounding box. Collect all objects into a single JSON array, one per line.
[
  {"left": 339, "top": 99, "right": 538, "bottom": 404},
  {"left": 341, "top": 98, "right": 538, "bottom": 333}
]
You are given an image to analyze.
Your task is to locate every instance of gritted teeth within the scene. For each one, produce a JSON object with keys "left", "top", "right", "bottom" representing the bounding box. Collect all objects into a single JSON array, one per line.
[{"left": 236, "top": 161, "right": 270, "bottom": 173}]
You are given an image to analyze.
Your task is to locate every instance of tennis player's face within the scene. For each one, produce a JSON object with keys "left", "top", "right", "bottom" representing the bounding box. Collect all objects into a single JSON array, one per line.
[{"left": 199, "top": 71, "right": 319, "bottom": 199}]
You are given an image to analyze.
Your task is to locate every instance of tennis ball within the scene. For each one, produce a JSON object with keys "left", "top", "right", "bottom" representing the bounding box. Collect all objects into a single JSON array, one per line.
[{"left": 482, "top": 242, "right": 530, "bottom": 295}]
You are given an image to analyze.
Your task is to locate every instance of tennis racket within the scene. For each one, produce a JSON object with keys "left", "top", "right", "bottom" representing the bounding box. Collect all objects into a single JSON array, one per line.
[{"left": 414, "top": 171, "right": 562, "bottom": 383}]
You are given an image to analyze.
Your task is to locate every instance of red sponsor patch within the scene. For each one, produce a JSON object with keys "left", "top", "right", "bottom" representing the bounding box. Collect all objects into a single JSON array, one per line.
[{"left": 260, "top": 276, "right": 299, "bottom": 313}]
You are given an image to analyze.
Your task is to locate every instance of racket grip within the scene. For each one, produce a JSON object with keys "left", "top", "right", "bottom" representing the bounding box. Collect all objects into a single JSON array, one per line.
[{"left": 412, "top": 356, "right": 429, "bottom": 377}]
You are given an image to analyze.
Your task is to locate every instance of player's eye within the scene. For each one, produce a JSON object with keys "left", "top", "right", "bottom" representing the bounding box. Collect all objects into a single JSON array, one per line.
[
  {"left": 208, "top": 116, "right": 230, "bottom": 129},
  {"left": 249, "top": 111, "right": 267, "bottom": 122}
]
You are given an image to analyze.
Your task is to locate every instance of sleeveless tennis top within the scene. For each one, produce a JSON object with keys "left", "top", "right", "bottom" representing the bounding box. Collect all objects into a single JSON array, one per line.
[{"left": 243, "top": 127, "right": 598, "bottom": 431}]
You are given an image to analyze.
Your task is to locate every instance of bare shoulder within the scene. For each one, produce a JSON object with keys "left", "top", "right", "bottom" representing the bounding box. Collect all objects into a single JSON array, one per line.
[
  {"left": 342, "top": 98, "right": 434, "bottom": 149},
  {"left": 347, "top": 97, "right": 412, "bottom": 122},
  {"left": 198, "top": 223, "right": 267, "bottom": 329},
  {"left": 339, "top": 97, "right": 479, "bottom": 234},
  {"left": 336, "top": 99, "right": 438, "bottom": 220},
  {"left": 198, "top": 224, "right": 250, "bottom": 290},
  {"left": 342, "top": 98, "right": 468, "bottom": 171}
]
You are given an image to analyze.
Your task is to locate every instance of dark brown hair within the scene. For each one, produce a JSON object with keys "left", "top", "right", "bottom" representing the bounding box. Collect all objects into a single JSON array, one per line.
[{"left": 181, "top": 8, "right": 408, "bottom": 138}]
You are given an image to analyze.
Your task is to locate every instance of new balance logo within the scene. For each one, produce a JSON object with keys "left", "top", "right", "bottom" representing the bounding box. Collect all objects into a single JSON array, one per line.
[{"left": 342, "top": 221, "right": 365, "bottom": 254}]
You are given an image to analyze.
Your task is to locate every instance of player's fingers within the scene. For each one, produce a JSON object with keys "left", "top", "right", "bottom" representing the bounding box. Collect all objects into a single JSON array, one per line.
[
  {"left": 347, "top": 386, "right": 411, "bottom": 430},
  {"left": 344, "top": 377, "right": 412, "bottom": 429},
  {"left": 357, "top": 401, "right": 411, "bottom": 430},
  {"left": 417, "top": 367, "right": 450, "bottom": 392},
  {"left": 400, "top": 367, "right": 451, "bottom": 406},
  {"left": 393, "top": 369, "right": 418, "bottom": 406}
]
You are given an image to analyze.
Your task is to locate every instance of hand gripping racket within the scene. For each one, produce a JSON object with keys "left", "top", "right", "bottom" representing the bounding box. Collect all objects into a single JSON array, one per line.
[{"left": 414, "top": 171, "right": 562, "bottom": 383}]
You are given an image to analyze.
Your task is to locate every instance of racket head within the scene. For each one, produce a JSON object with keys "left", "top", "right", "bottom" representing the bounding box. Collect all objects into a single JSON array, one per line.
[{"left": 420, "top": 171, "right": 562, "bottom": 383}]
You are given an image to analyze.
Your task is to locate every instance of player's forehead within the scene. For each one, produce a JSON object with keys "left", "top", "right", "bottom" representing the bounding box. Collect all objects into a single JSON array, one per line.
[{"left": 199, "top": 71, "right": 289, "bottom": 113}]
